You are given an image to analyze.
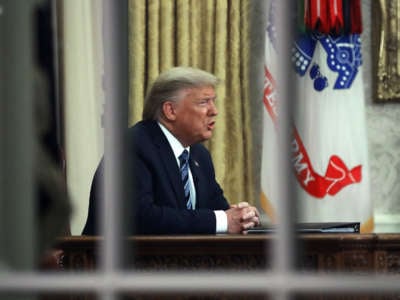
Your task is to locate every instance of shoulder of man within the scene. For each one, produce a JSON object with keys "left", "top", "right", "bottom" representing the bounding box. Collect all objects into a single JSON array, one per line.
[
  {"left": 128, "top": 120, "right": 160, "bottom": 142},
  {"left": 128, "top": 120, "right": 156, "bottom": 134}
]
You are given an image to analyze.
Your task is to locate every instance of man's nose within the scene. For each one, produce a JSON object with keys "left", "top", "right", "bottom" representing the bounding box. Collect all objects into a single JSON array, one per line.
[{"left": 209, "top": 101, "right": 218, "bottom": 115}]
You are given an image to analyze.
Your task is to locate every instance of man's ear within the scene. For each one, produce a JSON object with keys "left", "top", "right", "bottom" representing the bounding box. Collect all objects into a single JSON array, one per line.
[{"left": 162, "top": 101, "right": 177, "bottom": 121}]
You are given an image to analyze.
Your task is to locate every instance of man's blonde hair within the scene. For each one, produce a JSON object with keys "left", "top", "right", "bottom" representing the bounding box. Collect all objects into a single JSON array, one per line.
[{"left": 142, "top": 66, "right": 219, "bottom": 120}]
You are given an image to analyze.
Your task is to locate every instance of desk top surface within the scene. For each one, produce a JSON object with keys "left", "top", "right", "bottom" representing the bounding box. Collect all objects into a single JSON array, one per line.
[{"left": 56, "top": 233, "right": 400, "bottom": 245}]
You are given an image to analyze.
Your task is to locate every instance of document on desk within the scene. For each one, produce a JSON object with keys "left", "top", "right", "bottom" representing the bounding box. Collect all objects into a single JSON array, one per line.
[{"left": 247, "top": 222, "right": 360, "bottom": 234}]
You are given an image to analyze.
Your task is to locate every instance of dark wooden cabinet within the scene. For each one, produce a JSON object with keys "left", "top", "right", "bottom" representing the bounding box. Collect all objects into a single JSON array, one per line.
[{"left": 44, "top": 234, "right": 400, "bottom": 299}]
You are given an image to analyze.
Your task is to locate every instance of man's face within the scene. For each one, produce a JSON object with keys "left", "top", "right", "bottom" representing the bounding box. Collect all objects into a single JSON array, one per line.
[{"left": 171, "top": 86, "right": 218, "bottom": 147}]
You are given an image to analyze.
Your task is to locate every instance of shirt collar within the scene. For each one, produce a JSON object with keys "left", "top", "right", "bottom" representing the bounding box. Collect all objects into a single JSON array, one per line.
[{"left": 158, "top": 122, "right": 190, "bottom": 160}]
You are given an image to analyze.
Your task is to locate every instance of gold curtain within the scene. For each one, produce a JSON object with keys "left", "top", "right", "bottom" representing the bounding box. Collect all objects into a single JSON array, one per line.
[{"left": 128, "top": 0, "right": 255, "bottom": 205}]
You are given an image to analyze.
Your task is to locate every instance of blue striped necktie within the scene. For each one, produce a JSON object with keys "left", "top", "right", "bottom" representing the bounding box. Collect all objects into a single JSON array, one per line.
[{"left": 179, "top": 150, "right": 192, "bottom": 209}]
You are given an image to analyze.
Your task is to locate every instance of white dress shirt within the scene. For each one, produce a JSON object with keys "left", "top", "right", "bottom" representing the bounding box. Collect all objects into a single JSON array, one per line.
[{"left": 158, "top": 123, "right": 228, "bottom": 233}]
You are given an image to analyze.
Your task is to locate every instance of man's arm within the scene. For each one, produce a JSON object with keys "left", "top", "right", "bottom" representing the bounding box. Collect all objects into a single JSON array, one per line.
[
  {"left": 133, "top": 156, "right": 219, "bottom": 234},
  {"left": 193, "top": 146, "right": 260, "bottom": 234},
  {"left": 83, "top": 159, "right": 260, "bottom": 235}
]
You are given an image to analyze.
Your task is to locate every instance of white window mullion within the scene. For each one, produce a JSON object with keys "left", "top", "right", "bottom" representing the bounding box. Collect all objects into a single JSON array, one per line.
[
  {"left": 101, "top": 1, "right": 129, "bottom": 297},
  {"left": 2, "top": 272, "right": 400, "bottom": 295},
  {"left": 273, "top": 0, "right": 297, "bottom": 282}
]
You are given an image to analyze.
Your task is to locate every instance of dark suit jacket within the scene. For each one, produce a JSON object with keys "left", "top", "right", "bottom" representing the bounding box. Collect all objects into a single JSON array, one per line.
[{"left": 82, "top": 120, "right": 230, "bottom": 235}]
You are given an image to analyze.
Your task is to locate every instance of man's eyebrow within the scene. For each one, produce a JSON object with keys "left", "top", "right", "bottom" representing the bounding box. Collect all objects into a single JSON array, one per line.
[{"left": 200, "top": 96, "right": 217, "bottom": 100}]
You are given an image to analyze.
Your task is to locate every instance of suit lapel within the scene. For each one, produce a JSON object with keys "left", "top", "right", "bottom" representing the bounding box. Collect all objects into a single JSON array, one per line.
[
  {"left": 146, "top": 121, "right": 185, "bottom": 208},
  {"left": 189, "top": 152, "right": 202, "bottom": 209}
]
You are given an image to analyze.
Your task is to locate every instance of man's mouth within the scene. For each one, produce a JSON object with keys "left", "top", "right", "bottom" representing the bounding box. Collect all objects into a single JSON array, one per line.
[{"left": 207, "top": 121, "right": 215, "bottom": 130}]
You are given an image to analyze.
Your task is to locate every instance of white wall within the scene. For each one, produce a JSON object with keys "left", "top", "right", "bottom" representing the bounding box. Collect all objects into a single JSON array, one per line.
[{"left": 362, "top": 2, "right": 400, "bottom": 232}]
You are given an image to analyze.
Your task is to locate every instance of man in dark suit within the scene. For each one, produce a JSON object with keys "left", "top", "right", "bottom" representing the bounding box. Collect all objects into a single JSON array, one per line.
[{"left": 83, "top": 66, "right": 259, "bottom": 235}]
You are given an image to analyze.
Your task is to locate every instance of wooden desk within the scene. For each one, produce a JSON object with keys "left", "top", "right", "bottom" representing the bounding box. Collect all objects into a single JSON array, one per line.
[{"left": 55, "top": 234, "right": 400, "bottom": 273}]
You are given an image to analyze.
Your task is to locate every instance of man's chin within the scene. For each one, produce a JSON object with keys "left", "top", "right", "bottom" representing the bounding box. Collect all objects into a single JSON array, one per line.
[
  {"left": 203, "top": 132, "right": 213, "bottom": 141},
  {"left": 196, "top": 133, "right": 213, "bottom": 143}
]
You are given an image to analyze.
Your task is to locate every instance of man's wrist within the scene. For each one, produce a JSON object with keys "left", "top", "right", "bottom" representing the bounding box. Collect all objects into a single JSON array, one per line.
[{"left": 214, "top": 210, "right": 228, "bottom": 233}]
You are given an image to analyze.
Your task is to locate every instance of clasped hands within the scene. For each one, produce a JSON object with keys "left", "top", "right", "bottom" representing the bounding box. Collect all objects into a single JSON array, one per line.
[{"left": 226, "top": 201, "right": 260, "bottom": 234}]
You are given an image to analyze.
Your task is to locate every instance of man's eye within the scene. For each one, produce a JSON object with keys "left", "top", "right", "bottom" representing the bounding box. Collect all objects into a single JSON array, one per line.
[{"left": 197, "top": 98, "right": 216, "bottom": 106}]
